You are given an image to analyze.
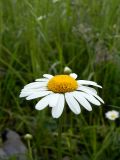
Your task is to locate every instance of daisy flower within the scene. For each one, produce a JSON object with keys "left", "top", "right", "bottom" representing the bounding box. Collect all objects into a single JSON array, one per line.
[
  {"left": 19, "top": 73, "right": 104, "bottom": 118},
  {"left": 105, "top": 110, "right": 119, "bottom": 120}
]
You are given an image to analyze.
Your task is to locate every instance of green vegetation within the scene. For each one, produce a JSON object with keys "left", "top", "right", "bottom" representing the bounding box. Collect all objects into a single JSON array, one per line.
[{"left": 1, "top": 0, "right": 120, "bottom": 159}]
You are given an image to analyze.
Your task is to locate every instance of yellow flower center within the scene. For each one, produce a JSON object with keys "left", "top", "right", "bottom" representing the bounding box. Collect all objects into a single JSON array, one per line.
[
  {"left": 111, "top": 114, "right": 116, "bottom": 118},
  {"left": 47, "top": 75, "right": 78, "bottom": 93}
]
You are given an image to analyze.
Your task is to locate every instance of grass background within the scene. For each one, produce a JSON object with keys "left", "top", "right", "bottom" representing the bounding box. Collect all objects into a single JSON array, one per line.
[{"left": 1, "top": 0, "right": 120, "bottom": 159}]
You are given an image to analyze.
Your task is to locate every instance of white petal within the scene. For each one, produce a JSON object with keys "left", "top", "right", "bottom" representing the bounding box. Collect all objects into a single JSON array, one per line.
[
  {"left": 78, "top": 87, "right": 104, "bottom": 104},
  {"left": 35, "top": 78, "right": 49, "bottom": 82},
  {"left": 24, "top": 82, "right": 47, "bottom": 89},
  {"left": 20, "top": 87, "right": 48, "bottom": 98},
  {"left": 77, "top": 80, "right": 102, "bottom": 88},
  {"left": 26, "top": 91, "right": 52, "bottom": 100},
  {"left": 79, "top": 87, "right": 104, "bottom": 103},
  {"left": 73, "top": 91, "right": 92, "bottom": 111},
  {"left": 93, "top": 94, "right": 104, "bottom": 104},
  {"left": 43, "top": 74, "right": 53, "bottom": 79},
  {"left": 49, "top": 93, "right": 60, "bottom": 107},
  {"left": 19, "top": 91, "right": 32, "bottom": 98},
  {"left": 77, "top": 92, "right": 101, "bottom": 106},
  {"left": 21, "top": 87, "right": 48, "bottom": 92},
  {"left": 35, "top": 94, "right": 52, "bottom": 110},
  {"left": 77, "top": 86, "right": 97, "bottom": 95},
  {"left": 20, "top": 88, "right": 36, "bottom": 97},
  {"left": 52, "top": 94, "right": 65, "bottom": 118},
  {"left": 65, "top": 92, "right": 81, "bottom": 114},
  {"left": 70, "top": 73, "right": 77, "bottom": 79}
]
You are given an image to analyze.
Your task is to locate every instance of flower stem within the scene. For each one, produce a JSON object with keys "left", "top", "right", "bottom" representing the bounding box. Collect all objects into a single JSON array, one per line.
[
  {"left": 58, "top": 116, "right": 63, "bottom": 160},
  {"left": 27, "top": 139, "right": 33, "bottom": 160}
]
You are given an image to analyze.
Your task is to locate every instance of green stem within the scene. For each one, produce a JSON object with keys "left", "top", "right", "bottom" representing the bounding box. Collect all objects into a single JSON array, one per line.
[
  {"left": 27, "top": 139, "right": 33, "bottom": 160},
  {"left": 58, "top": 116, "right": 63, "bottom": 160}
]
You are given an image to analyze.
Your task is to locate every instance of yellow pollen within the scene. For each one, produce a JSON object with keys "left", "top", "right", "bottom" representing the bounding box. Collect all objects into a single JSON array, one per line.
[{"left": 47, "top": 75, "right": 78, "bottom": 93}]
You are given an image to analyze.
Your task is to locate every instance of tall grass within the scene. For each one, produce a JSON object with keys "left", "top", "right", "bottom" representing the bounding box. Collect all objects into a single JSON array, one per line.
[{"left": 1, "top": 0, "right": 120, "bottom": 159}]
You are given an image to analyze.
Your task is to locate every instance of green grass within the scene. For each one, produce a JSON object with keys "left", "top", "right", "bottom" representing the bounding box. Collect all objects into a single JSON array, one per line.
[{"left": 1, "top": 0, "right": 120, "bottom": 159}]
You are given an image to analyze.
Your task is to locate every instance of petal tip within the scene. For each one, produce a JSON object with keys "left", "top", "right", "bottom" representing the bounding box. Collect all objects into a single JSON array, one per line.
[{"left": 70, "top": 73, "right": 77, "bottom": 79}]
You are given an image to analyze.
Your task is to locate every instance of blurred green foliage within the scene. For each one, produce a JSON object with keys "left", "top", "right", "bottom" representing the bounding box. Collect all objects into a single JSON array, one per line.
[{"left": 0, "top": 0, "right": 120, "bottom": 159}]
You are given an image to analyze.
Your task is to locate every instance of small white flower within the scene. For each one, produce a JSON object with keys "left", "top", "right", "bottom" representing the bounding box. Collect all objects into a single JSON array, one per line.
[
  {"left": 20, "top": 73, "right": 104, "bottom": 118},
  {"left": 37, "top": 15, "right": 46, "bottom": 21},
  {"left": 64, "top": 66, "right": 72, "bottom": 74},
  {"left": 105, "top": 110, "right": 119, "bottom": 120},
  {"left": 52, "top": 0, "right": 60, "bottom": 3}
]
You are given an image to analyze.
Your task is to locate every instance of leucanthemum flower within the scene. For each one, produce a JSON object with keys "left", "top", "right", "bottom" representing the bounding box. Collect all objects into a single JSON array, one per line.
[
  {"left": 20, "top": 73, "right": 104, "bottom": 118},
  {"left": 105, "top": 110, "right": 119, "bottom": 120}
]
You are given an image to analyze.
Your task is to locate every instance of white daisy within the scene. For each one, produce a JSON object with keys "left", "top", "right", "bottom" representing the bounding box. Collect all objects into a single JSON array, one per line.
[
  {"left": 20, "top": 73, "right": 104, "bottom": 118},
  {"left": 105, "top": 110, "right": 119, "bottom": 120}
]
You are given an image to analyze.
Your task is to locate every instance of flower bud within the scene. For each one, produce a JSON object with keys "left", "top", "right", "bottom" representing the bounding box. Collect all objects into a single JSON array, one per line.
[
  {"left": 64, "top": 66, "right": 72, "bottom": 74},
  {"left": 24, "top": 134, "right": 33, "bottom": 140}
]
